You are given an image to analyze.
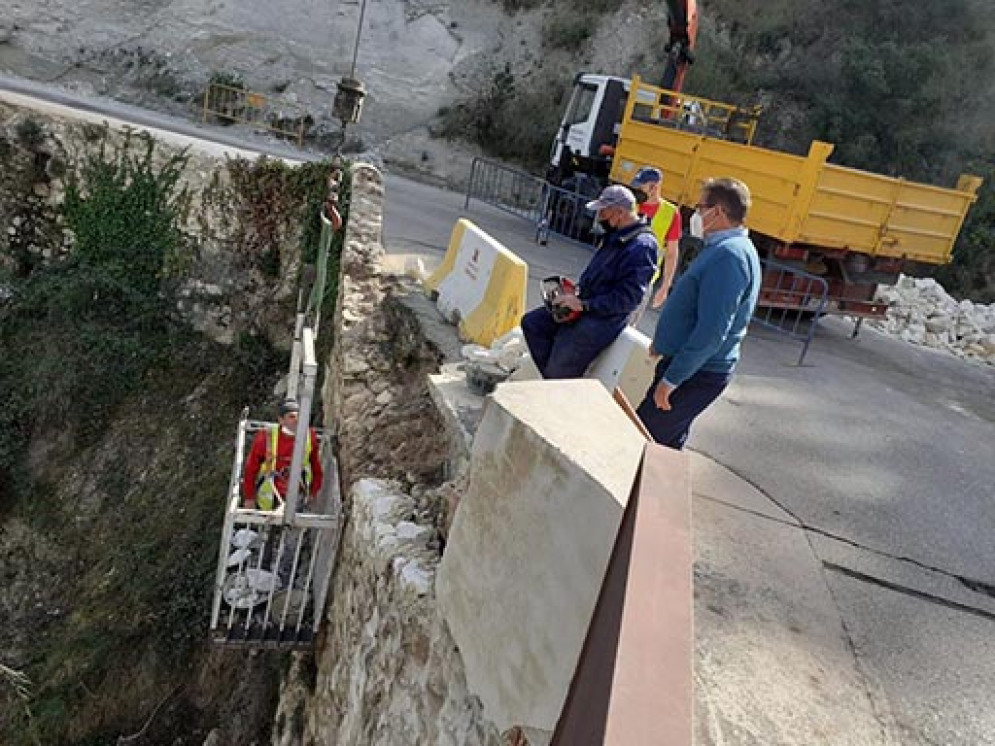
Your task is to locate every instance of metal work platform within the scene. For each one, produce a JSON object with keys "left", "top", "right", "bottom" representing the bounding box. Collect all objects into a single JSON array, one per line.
[
  {"left": 210, "top": 201, "right": 343, "bottom": 649},
  {"left": 209, "top": 325, "right": 342, "bottom": 650}
]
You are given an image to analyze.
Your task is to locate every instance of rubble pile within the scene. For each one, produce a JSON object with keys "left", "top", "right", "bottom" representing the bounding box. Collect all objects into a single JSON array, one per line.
[{"left": 870, "top": 276, "right": 995, "bottom": 365}]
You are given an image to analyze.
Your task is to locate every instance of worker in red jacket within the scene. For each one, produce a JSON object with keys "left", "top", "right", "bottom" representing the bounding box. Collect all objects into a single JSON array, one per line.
[{"left": 242, "top": 398, "right": 323, "bottom": 510}]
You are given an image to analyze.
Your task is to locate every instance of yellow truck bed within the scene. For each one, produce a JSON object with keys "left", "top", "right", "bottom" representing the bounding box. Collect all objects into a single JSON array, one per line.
[{"left": 610, "top": 76, "right": 982, "bottom": 265}]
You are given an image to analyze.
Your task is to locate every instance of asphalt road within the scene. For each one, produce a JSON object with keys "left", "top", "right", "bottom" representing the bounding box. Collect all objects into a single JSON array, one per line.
[{"left": 5, "top": 73, "right": 995, "bottom": 743}]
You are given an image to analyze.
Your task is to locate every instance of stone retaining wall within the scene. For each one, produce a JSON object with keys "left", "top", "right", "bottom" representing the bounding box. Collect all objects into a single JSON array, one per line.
[{"left": 272, "top": 162, "right": 507, "bottom": 746}]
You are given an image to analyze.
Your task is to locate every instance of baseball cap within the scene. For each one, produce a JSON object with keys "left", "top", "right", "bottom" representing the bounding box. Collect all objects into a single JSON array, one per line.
[
  {"left": 585, "top": 185, "right": 636, "bottom": 212},
  {"left": 631, "top": 166, "right": 662, "bottom": 187},
  {"left": 279, "top": 398, "right": 300, "bottom": 416}
]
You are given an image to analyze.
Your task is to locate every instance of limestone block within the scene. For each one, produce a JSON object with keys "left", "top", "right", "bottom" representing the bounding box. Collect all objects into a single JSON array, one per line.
[
  {"left": 925, "top": 315, "right": 953, "bottom": 333},
  {"left": 437, "top": 379, "right": 646, "bottom": 734}
]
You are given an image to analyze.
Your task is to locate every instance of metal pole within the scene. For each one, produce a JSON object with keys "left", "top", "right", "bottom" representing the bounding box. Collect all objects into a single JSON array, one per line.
[
  {"left": 284, "top": 328, "right": 318, "bottom": 524},
  {"left": 211, "top": 413, "right": 250, "bottom": 633},
  {"left": 287, "top": 313, "right": 305, "bottom": 402},
  {"left": 349, "top": 0, "right": 369, "bottom": 79}
]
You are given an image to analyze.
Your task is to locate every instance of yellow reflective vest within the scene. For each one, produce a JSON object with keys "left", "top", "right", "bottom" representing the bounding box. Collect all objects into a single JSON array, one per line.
[
  {"left": 647, "top": 199, "right": 679, "bottom": 284},
  {"left": 255, "top": 426, "right": 313, "bottom": 511}
]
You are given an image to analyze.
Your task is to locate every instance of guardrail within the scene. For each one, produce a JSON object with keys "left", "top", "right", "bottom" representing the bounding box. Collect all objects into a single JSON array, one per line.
[
  {"left": 464, "top": 157, "right": 600, "bottom": 249},
  {"left": 552, "top": 442, "right": 693, "bottom": 744},
  {"left": 628, "top": 75, "right": 761, "bottom": 145},
  {"left": 202, "top": 82, "right": 312, "bottom": 146},
  {"left": 753, "top": 259, "right": 829, "bottom": 366}
]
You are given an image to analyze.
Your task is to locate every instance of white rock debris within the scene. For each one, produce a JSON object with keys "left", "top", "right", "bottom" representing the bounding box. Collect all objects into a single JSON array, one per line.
[{"left": 870, "top": 276, "right": 995, "bottom": 365}]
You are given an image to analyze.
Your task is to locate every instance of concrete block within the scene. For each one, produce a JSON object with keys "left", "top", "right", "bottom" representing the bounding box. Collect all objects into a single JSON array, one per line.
[
  {"left": 424, "top": 219, "right": 528, "bottom": 346},
  {"left": 509, "top": 326, "right": 657, "bottom": 409},
  {"left": 586, "top": 325, "right": 657, "bottom": 406},
  {"left": 436, "top": 379, "right": 646, "bottom": 733}
]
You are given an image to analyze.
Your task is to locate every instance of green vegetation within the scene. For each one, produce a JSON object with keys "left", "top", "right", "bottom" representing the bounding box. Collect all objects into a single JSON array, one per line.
[
  {"left": 200, "top": 158, "right": 339, "bottom": 278},
  {"left": 0, "top": 130, "right": 348, "bottom": 743},
  {"left": 206, "top": 70, "right": 246, "bottom": 92},
  {"left": 937, "top": 162, "right": 995, "bottom": 303},
  {"left": 542, "top": 0, "right": 625, "bottom": 51},
  {"left": 440, "top": 65, "right": 571, "bottom": 171},
  {"left": 500, "top": 0, "right": 543, "bottom": 12},
  {"left": 0, "top": 132, "right": 191, "bottom": 480}
]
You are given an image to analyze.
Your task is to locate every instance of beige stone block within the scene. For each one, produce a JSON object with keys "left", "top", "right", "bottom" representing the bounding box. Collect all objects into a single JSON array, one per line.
[{"left": 436, "top": 379, "right": 646, "bottom": 734}]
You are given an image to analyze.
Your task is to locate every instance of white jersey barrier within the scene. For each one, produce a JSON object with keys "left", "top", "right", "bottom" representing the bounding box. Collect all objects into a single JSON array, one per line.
[
  {"left": 586, "top": 325, "right": 657, "bottom": 406},
  {"left": 425, "top": 219, "right": 527, "bottom": 347},
  {"left": 511, "top": 325, "right": 657, "bottom": 407}
]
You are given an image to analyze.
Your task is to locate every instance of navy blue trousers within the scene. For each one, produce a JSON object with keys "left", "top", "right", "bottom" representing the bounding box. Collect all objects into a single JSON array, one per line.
[
  {"left": 636, "top": 357, "right": 732, "bottom": 450},
  {"left": 521, "top": 307, "right": 625, "bottom": 379}
]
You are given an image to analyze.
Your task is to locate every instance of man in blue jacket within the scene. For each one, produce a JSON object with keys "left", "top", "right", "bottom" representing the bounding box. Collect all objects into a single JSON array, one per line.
[
  {"left": 521, "top": 185, "right": 658, "bottom": 379},
  {"left": 637, "top": 177, "right": 761, "bottom": 449}
]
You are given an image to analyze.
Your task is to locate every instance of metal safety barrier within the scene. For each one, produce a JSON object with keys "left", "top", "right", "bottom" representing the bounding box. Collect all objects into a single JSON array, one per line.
[
  {"left": 464, "top": 157, "right": 600, "bottom": 249},
  {"left": 210, "top": 327, "right": 342, "bottom": 649},
  {"left": 628, "top": 77, "right": 761, "bottom": 145},
  {"left": 753, "top": 259, "right": 829, "bottom": 366},
  {"left": 202, "top": 82, "right": 312, "bottom": 146}
]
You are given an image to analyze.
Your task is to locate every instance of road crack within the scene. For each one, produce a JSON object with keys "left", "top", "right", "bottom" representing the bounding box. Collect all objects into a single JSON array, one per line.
[{"left": 695, "top": 450, "right": 995, "bottom": 612}]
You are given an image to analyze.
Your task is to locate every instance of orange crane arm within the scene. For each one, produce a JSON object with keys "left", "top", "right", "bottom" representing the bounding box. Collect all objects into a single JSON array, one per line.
[{"left": 661, "top": 0, "right": 698, "bottom": 92}]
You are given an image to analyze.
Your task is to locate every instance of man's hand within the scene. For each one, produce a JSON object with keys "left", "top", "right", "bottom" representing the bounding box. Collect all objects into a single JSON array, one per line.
[
  {"left": 555, "top": 293, "right": 583, "bottom": 313},
  {"left": 648, "top": 342, "right": 660, "bottom": 359},
  {"left": 651, "top": 287, "right": 669, "bottom": 309},
  {"left": 653, "top": 380, "right": 676, "bottom": 411}
]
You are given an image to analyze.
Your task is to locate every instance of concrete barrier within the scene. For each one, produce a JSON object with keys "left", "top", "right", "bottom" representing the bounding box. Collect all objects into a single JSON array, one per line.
[
  {"left": 510, "top": 325, "right": 658, "bottom": 408},
  {"left": 424, "top": 218, "right": 527, "bottom": 346},
  {"left": 436, "top": 379, "right": 647, "bottom": 737},
  {"left": 586, "top": 326, "right": 657, "bottom": 407}
]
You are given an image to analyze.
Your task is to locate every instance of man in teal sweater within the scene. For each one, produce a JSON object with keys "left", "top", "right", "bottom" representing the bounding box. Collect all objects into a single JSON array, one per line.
[{"left": 637, "top": 177, "right": 761, "bottom": 449}]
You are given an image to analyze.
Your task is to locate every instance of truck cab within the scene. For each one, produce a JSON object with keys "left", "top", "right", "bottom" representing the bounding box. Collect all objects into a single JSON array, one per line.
[{"left": 547, "top": 74, "right": 630, "bottom": 186}]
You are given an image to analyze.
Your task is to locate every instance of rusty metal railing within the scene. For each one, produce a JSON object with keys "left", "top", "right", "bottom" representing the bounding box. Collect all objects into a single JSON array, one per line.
[
  {"left": 552, "top": 443, "right": 693, "bottom": 745},
  {"left": 202, "top": 82, "right": 311, "bottom": 146},
  {"left": 754, "top": 258, "right": 830, "bottom": 365}
]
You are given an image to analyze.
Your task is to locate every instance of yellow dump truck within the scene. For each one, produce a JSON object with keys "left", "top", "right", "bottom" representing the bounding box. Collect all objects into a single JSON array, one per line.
[{"left": 550, "top": 74, "right": 983, "bottom": 317}]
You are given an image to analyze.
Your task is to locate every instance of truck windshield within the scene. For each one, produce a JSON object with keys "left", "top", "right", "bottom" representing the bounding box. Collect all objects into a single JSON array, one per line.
[{"left": 564, "top": 83, "right": 598, "bottom": 127}]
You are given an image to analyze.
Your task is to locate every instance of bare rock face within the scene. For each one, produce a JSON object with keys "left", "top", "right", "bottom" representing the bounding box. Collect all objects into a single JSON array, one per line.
[
  {"left": 0, "top": 1, "right": 677, "bottom": 188},
  {"left": 872, "top": 276, "right": 995, "bottom": 365}
]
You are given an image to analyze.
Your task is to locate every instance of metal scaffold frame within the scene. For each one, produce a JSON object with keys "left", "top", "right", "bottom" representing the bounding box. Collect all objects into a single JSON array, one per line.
[{"left": 210, "top": 327, "right": 343, "bottom": 649}]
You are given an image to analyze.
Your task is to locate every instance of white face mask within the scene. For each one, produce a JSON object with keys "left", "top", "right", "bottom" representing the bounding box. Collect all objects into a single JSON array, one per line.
[{"left": 689, "top": 210, "right": 705, "bottom": 239}]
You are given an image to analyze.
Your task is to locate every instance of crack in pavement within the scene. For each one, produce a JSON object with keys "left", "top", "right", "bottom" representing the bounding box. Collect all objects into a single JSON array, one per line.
[
  {"left": 695, "top": 450, "right": 995, "bottom": 613},
  {"left": 815, "top": 551, "right": 899, "bottom": 743},
  {"left": 823, "top": 562, "right": 995, "bottom": 625}
]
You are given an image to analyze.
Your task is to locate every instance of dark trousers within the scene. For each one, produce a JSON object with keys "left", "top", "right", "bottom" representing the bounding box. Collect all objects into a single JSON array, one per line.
[
  {"left": 636, "top": 357, "right": 731, "bottom": 450},
  {"left": 521, "top": 306, "right": 625, "bottom": 379}
]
